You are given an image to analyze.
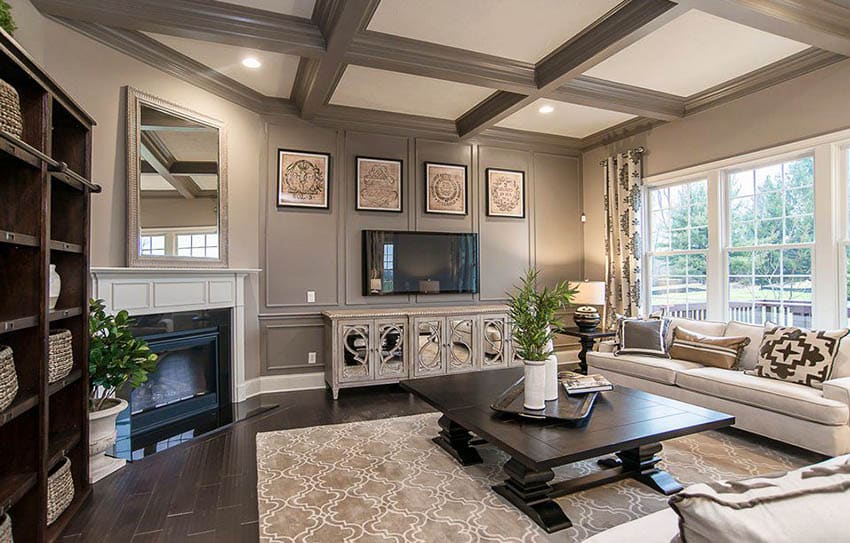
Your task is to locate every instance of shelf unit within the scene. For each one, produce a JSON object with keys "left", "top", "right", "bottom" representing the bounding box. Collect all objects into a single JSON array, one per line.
[{"left": 0, "top": 29, "right": 98, "bottom": 542}]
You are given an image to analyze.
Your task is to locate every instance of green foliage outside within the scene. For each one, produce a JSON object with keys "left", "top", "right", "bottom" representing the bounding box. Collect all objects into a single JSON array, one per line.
[
  {"left": 0, "top": 1, "right": 15, "bottom": 36},
  {"left": 507, "top": 268, "right": 577, "bottom": 362},
  {"left": 651, "top": 157, "right": 815, "bottom": 309},
  {"left": 89, "top": 298, "right": 158, "bottom": 412}
]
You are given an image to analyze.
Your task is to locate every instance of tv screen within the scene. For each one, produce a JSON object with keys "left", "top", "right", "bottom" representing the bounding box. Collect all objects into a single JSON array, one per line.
[{"left": 363, "top": 230, "right": 479, "bottom": 295}]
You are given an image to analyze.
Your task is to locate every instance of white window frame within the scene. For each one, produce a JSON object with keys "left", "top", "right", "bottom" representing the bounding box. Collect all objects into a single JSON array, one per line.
[
  {"left": 644, "top": 178, "right": 710, "bottom": 320},
  {"left": 140, "top": 226, "right": 218, "bottom": 259},
  {"left": 642, "top": 128, "right": 850, "bottom": 328}
]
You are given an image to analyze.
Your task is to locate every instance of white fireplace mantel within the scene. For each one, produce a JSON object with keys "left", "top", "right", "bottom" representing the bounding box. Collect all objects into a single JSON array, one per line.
[{"left": 91, "top": 267, "right": 260, "bottom": 402}]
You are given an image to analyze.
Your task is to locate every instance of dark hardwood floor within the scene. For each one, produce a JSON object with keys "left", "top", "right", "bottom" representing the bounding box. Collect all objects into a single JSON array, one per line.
[{"left": 60, "top": 385, "right": 434, "bottom": 542}]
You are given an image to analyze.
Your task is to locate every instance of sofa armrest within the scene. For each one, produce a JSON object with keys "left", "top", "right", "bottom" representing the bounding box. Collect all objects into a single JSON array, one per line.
[
  {"left": 822, "top": 377, "right": 850, "bottom": 407},
  {"left": 597, "top": 340, "right": 617, "bottom": 353}
]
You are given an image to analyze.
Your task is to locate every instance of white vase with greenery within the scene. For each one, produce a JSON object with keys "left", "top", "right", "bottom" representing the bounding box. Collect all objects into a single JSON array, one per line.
[
  {"left": 88, "top": 299, "right": 158, "bottom": 483},
  {"left": 508, "top": 269, "right": 576, "bottom": 410}
]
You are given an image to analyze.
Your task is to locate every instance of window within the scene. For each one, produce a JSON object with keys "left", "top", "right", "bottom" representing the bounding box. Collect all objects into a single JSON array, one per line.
[
  {"left": 647, "top": 180, "right": 708, "bottom": 319},
  {"left": 140, "top": 234, "right": 165, "bottom": 256},
  {"left": 176, "top": 233, "right": 219, "bottom": 258},
  {"left": 726, "top": 156, "right": 813, "bottom": 327},
  {"left": 382, "top": 243, "right": 394, "bottom": 292}
]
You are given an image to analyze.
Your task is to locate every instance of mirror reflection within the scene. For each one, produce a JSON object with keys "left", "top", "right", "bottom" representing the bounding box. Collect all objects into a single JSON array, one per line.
[{"left": 138, "top": 104, "right": 220, "bottom": 259}]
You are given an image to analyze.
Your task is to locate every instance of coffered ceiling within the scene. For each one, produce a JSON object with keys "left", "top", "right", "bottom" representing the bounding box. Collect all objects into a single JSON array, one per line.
[{"left": 31, "top": 0, "right": 850, "bottom": 150}]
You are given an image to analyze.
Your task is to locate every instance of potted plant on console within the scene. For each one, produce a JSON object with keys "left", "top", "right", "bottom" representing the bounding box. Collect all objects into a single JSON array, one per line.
[
  {"left": 88, "top": 299, "right": 158, "bottom": 483},
  {"left": 508, "top": 269, "right": 576, "bottom": 410}
]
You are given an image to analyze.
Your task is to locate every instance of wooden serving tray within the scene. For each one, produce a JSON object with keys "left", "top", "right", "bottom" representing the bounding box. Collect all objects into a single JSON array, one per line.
[{"left": 490, "top": 377, "right": 598, "bottom": 424}]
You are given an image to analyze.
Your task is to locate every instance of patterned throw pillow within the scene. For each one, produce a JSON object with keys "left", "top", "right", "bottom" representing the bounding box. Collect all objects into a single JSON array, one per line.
[
  {"left": 614, "top": 317, "right": 670, "bottom": 358},
  {"left": 747, "top": 324, "right": 849, "bottom": 388},
  {"left": 669, "top": 327, "right": 751, "bottom": 369}
]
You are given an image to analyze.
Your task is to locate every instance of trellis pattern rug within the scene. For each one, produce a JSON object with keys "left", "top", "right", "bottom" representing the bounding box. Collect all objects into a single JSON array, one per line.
[{"left": 256, "top": 413, "right": 821, "bottom": 542}]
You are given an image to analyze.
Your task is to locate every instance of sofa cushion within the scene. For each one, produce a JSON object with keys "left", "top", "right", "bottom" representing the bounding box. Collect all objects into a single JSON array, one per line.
[
  {"left": 677, "top": 367, "right": 849, "bottom": 426},
  {"left": 749, "top": 324, "right": 849, "bottom": 388},
  {"left": 581, "top": 508, "right": 680, "bottom": 543},
  {"left": 588, "top": 351, "right": 703, "bottom": 385},
  {"left": 669, "top": 454, "right": 850, "bottom": 543},
  {"left": 723, "top": 321, "right": 764, "bottom": 370},
  {"left": 669, "top": 327, "right": 750, "bottom": 369},
  {"left": 668, "top": 317, "right": 726, "bottom": 337}
]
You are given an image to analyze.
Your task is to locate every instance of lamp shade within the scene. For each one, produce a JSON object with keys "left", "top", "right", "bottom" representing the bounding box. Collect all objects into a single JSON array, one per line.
[{"left": 571, "top": 280, "right": 605, "bottom": 306}]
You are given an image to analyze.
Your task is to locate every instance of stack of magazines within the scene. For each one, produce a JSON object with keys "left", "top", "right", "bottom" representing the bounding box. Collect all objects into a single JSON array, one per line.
[{"left": 559, "top": 371, "right": 613, "bottom": 395}]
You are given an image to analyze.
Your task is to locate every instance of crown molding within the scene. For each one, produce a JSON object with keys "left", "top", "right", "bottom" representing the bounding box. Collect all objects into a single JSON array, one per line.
[{"left": 31, "top": 0, "right": 326, "bottom": 57}]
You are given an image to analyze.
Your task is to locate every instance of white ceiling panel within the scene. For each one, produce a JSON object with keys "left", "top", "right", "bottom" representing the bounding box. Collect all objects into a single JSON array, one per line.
[
  {"left": 367, "top": 0, "right": 622, "bottom": 62},
  {"left": 147, "top": 33, "right": 300, "bottom": 98},
  {"left": 330, "top": 66, "right": 493, "bottom": 119},
  {"left": 219, "top": 0, "right": 315, "bottom": 18},
  {"left": 584, "top": 10, "right": 810, "bottom": 97},
  {"left": 496, "top": 99, "right": 635, "bottom": 138}
]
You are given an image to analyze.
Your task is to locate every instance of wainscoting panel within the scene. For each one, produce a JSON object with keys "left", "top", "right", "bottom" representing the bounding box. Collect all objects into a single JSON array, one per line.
[
  {"left": 260, "top": 315, "right": 326, "bottom": 375},
  {"left": 478, "top": 146, "right": 532, "bottom": 301}
]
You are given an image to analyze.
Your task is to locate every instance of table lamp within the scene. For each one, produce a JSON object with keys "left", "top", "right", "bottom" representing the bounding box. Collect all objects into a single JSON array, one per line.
[{"left": 570, "top": 280, "right": 606, "bottom": 332}]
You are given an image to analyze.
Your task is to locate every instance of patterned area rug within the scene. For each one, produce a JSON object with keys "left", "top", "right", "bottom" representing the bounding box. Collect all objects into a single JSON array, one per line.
[{"left": 256, "top": 413, "right": 821, "bottom": 542}]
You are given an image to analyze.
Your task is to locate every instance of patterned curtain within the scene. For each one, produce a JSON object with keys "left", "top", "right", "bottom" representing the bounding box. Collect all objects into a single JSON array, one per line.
[{"left": 603, "top": 150, "right": 643, "bottom": 324}]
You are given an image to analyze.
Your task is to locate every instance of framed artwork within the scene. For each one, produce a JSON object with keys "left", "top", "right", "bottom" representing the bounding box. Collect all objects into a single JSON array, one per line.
[
  {"left": 277, "top": 149, "right": 331, "bottom": 209},
  {"left": 486, "top": 168, "right": 525, "bottom": 218},
  {"left": 356, "top": 157, "right": 403, "bottom": 212},
  {"left": 425, "top": 162, "right": 467, "bottom": 215}
]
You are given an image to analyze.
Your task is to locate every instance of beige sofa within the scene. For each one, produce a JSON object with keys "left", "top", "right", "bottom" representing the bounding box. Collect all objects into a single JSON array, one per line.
[{"left": 587, "top": 317, "right": 850, "bottom": 457}]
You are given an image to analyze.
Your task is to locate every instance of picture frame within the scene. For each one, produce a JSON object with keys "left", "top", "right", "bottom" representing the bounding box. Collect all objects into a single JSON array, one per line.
[
  {"left": 424, "top": 162, "right": 467, "bottom": 215},
  {"left": 486, "top": 168, "right": 526, "bottom": 218},
  {"left": 356, "top": 156, "right": 403, "bottom": 212},
  {"left": 277, "top": 149, "right": 331, "bottom": 209}
]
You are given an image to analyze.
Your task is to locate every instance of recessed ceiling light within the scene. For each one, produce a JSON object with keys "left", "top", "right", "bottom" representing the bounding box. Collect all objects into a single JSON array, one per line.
[
  {"left": 538, "top": 104, "right": 555, "bottom": 114},
  {"left": 241, "top": 57, "right": 261, "bottom": 69}
]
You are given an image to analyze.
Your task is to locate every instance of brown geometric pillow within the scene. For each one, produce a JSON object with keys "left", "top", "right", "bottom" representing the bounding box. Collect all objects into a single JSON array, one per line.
[
  {"left": 669, "top": 327, "right": 750, "bottom": 369},
  {"left": 746, "top": 324, "right": 849, "bottom": 388}
]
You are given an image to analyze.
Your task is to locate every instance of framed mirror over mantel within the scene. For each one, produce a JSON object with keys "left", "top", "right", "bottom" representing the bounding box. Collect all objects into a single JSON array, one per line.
[{"left": 126, "top": 87, "right": 229, "bottom": 267}]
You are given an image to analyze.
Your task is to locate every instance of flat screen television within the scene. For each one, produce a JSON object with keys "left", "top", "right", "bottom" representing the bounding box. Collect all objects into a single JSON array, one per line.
[{"left": 363, "top": 230, "right": 479, "bottom": 296}]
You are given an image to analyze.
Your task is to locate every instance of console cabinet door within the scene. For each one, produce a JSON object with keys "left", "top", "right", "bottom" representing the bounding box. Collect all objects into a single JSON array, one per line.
[
  {"left": 480, "top": 315, "right": 509, "bottom": 369},
  {"left": 447, "top": 316, "right": 476, "bottom": 373},
  {"left": 412, "top": 317, "right": 445, "bottom": 376},
  {"left": 375, "top": 319, "right": 407, "bottom": 379},
  {"left": 506, "top": 320, "right": 524, "bottom": 367},
  {"left": 339, "top": 321, "right": 373, "bottom": 382}
]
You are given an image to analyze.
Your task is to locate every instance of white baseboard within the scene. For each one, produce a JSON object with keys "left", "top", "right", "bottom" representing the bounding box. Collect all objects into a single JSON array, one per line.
[{"left": 240, "top": 372, "right": 325, "bottom": 399}]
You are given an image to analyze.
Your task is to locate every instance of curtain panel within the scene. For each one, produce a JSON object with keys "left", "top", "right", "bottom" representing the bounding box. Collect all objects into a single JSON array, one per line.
[{"left": 603, "top": 150, "right": 644, "bottom": 324}]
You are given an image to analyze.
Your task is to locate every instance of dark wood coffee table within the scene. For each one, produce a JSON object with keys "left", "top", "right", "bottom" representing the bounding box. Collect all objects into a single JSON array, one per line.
[{"left": 400, "top": 368, "right": 734, "bottom": 534}]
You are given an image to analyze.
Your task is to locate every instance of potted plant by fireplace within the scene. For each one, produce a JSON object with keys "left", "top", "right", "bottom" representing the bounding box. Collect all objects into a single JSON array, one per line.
[
  {"left": 88, "top": 298, "right": 158, "bottom": 483},
  {"left": 507, "top": 268, "right": 576, "bottom": 410}
]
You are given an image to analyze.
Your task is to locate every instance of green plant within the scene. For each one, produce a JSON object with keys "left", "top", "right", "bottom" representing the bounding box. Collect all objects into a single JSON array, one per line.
[
  {"left": 88, "top": 298, "right": 158, "bottom": 411},
  {"left": 0, "top": 1, "right": 16, "bottom": 36},
  {"left": 507, "top": 268, "right": 577, "bottom": 362}
]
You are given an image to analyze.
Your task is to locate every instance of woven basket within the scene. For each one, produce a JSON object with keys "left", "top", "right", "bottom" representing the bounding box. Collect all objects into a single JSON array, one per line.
[
  {"left": 0, "top": 513, "right": 12, "bottom": 543},
  {"left": 0, "top": 346, "right": 18, "bottom": 412},
  {"left": 48, "top": 330, "right": 73, "bottom": 384},
  {"left": 0, "top": 78, "right": 22, "bottom": 139},
  {"left": 47, "top": 456, "right": 74, "bottom": 525}
]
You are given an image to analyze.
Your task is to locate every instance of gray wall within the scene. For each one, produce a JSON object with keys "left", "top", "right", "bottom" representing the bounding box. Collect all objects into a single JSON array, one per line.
[{"left": 259, "top": 122, "right": 583, "bottom": 376}]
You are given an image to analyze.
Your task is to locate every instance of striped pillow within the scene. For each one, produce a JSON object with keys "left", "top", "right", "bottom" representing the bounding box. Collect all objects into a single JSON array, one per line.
[{"left": 669, "top": 327, "right": 751, "bottom": 369}]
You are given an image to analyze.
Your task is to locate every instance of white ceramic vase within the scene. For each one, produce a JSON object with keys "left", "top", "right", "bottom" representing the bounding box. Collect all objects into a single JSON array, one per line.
[
  {"left": 523, "top": 359, "right": 546, "bottom": 410},
  {"left": 544, "top": 354, "right": 559, "bottom": 401},
  {"left": 49, "top": 264, "right": 61, "bottom": 309},
  {"left": 88, "top": 398, "right": 127, "bottom": 483}
]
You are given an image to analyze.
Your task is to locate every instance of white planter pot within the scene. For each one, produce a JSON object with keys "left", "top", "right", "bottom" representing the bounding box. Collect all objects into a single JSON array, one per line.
[
  {"left": 544, "top": 354, "right": 559, "bottom": 401},
  {"left": 88, "top": 398, "right": 127, "bottom": 484},
  {"left": 523, "top": 359, "right": 547, "bottom": 410}
]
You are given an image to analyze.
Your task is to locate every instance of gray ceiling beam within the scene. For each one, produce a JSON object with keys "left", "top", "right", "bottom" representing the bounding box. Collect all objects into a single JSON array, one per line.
[
  {"left": 293, "top": 0, "right": 381, "bottom": 119},
  {"left": 52, "top": 18, "right": 299, "bottom": 117},
  {"left": 682, "top": 0, "right": 850, "bottom": 57},
  {"left": 31, "top": 0, "right": 325, "bottom": 57},
  {"left": 455, "top": 0, "right": 688, "bottom": 138},
  {"left": 140, "top": 131, "right": 200, "bottom": 199},
  {"left": 554, "top": 77, "right": 685, "bottom": 120}
]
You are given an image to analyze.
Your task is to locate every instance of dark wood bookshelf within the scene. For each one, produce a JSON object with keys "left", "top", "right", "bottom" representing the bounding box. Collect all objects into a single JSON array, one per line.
[{"left": 0, "top": 28, "right": 98, "bottom": 542}]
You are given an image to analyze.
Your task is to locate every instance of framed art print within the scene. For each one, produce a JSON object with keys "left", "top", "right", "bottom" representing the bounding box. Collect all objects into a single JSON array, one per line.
[
  {"left": 486, "top": 168, "right": 525, "bottom": 218},
  {"left": 425, "top": 162, "right": 467, "bottom": 215},
  {"left": 277, "top": 149, "right": 331, "bottom": 209},
  {"left": 356, "top": 157, "right": 403, "bottom": 212}
]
